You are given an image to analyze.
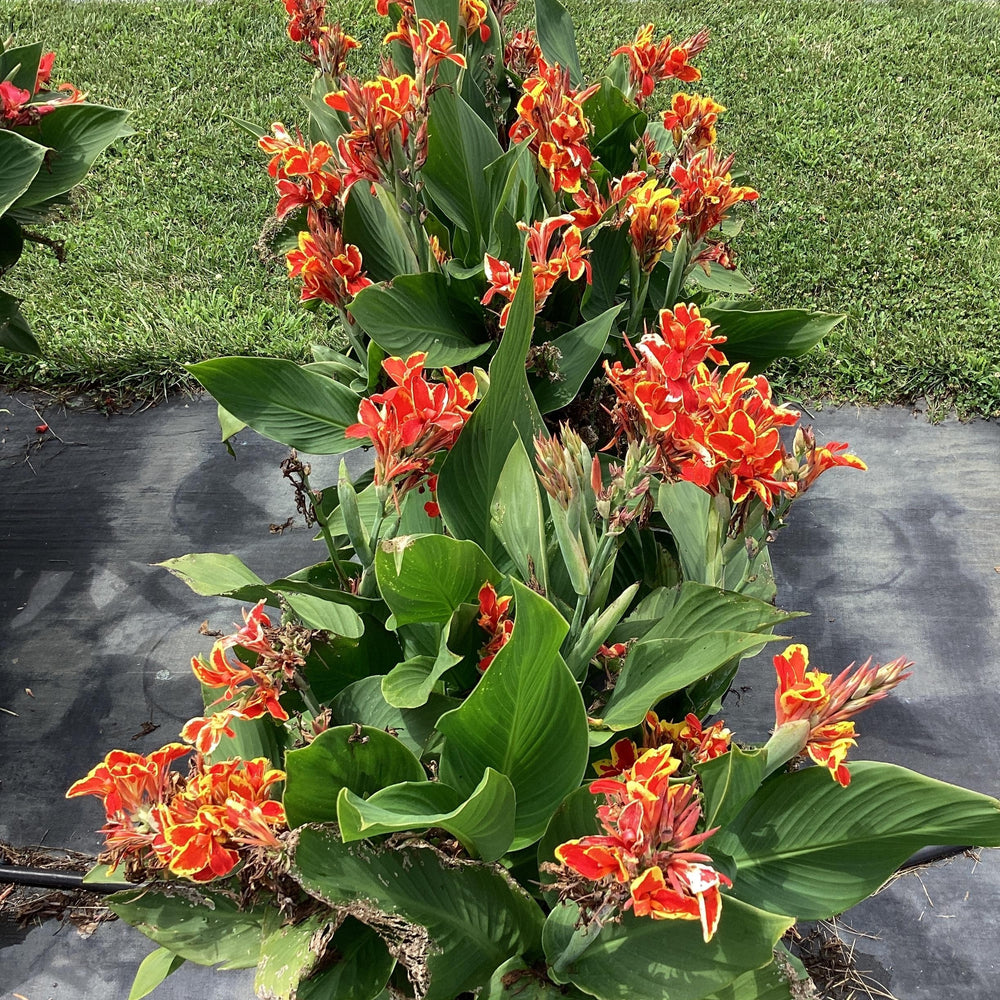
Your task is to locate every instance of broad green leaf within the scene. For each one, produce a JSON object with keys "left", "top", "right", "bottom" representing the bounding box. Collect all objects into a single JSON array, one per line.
[
  {"left": 0, "top": 42, "right": 43, "bottom": 93},
  {"left": 108, "top": 887, "right": 276, "bottom": 970},
  {"left": 381, "top": 612, "right": 465, "bottom": 708},
  {"left": 128, "top": 947, "right": 185, "bottom": 1000},
  {"left": 350, "top": 272, "right": 490, "bottom": 367},
  {"left": 534, "top": 0, "right": 583, "bottom": 86},
  {"left": 657, "top": 480, "right": 726, "bottom": 587},
  {"left": 375, "top": 533, "right": 501, "bottom": 628},
  {"left": 716, "top": 761, "right": 1000, "bottom": 920},
  {"left": 689, "top": 265, "right": 753, "bottom": 296},
  {"left": 342, "top": 181, "right": 419, "bottom": 282},
  {"left": 283, "top": 725, "right": 427, "bottom": 828},
  {"left": 0, "top": 215, "right": 24, "bottom": 273},
  {"left": 438, "top": 581, "right": 588, "bottom": 848},
  {"left": 338, "top": 767, "right": 516, "bottom": 861},
  {"left": 580, "top": 225, "right": 630, "bottom": 321},
  {"left": 490, "top": 437, "right": 548, "bottom": 591},
  {"left": 700, "top": 958, "right": 808, "bottom": 1000},
  {"left": 437, "top": 245, "right": 544, "bottom": 555},
  {"left": 255, "top": 913, "right": 334, "bottom": 999},
  {"left": 303, "top": 625, "right": 403, "bottom": 705},
  {"left": 186, "top": 357, "right": 361, "bottom": 454},
  {"left": 0, "top": 129, "right": 46, "bottom": 216},
  {"left": 156, "top": 552, "right": 267, "bottom": 599},
  {"left": 584, "top": 80, "right": 648, "bottom": 177},
  {"left": 330, "top": 675, "right": 458, "bottom": 756},
  {"left": 15, "top": 103, "right": 129, "bottom": 207},
  {"left": 217, "top": 403, "right": 246, "bottom": 444},
  {"left": 543, "top": 898, "right": 793, "bottom": 1000},
  {"left": 291, "top": 828, "right": 545, "bottom": 1000},
  {"left": 422, "top": 87, "right": 504, "bottom": 258},
  {"left": 485, "top": 140, "right": 537, "bottom": 237},
  {"left": 601, "top": 581, "right": 796, "bottom": 730},
  {"left": 0, "top": 289, "right": 38, "bottom": 356},
  {"left": 296, "top": 917, "right": 395, "bottom": 1000},
  {"left": 695, "top": 745, "right": 767, "bottom": 829},
  {"left": 283, "top": 590, "right": 365, "bottom": 639},
  {"left": 700, "top": 304, "right": 844, "bottom": 366},
  {"left": 483, "top": 957, "right": 592, "bottom": 1000},
  {"left": 531, "top": 305, "right": 623, "bottom": 413}
]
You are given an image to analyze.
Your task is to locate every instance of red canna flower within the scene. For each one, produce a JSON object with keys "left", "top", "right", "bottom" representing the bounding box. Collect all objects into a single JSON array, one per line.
[
  {"left": 285, "top": 209, "right": 372, "bottom": 307},
  {"left": 504, "top": 28, "right": 543, "bottom": 77},
  {"left": 482, "top": 215, "right": 591, "bottom": 326},
  {"left": 345, "top": 352, "right": 478, "bottom": 507},
  {"left": 459, "top": 0, "right": 491, "bottom": 42},
  {"left": 783, "top": 426, "right": 867, "bottom": 492},
  {"left": 259, "top": 126, "right": 341, "bottom": 219},
  {"left": 313, "top": 23, "right": 359, "bottom": 75},
  {"left": 662, "top": 92, "right": 725, "bottom": 153},
  {"left": 656, "top": 713, "right": 732, "bottom": 765},
  {"left": 180, "top": 709, "right": 249, "bottom": 756},
  {"left": 670, "top": 147, "right": 758, "bottom": 245},
  {"left": 772, "top": 643, "right": 913, "bottom": 786},
  {"left": 510, "top": 59, "right": 599, "bottom": 194},
  {"left": 385, "top": 18, "right": 467, "bottom": 82},
  {"left": 284, "top": 0, "right": 326, "bottom": 46},
  {"left": 555, "top": 745, "right": 731, "bottom": 939},
  {"left": 476, "top": 582, "right": 513, "bottom": 671},
  {"left": 34, "top": 52, "right": 56, "bottom": 94},
  {"left": 612, "top": 26, "right": 709, "bottom": 104}
]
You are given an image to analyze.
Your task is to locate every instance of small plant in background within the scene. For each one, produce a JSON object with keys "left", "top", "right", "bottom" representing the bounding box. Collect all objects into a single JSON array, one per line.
[
  {"left": 63, "top": 2, "right": 1000, "bottom": 999},
  {"left": 0, "top": 39, "right": 128, "bottom": 355}
]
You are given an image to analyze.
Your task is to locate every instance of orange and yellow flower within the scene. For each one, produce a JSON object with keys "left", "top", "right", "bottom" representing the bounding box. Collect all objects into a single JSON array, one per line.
[
  {"left": 285, "top": 210, "right": 372, "bottom": 307},
  {"left": 612, "top": 26, "right": 709, "bottom": 104},
  {"left": 345, "top": 352, "right": 477, "bottom": 506},
  {"left": 662, "top": 92, "right": 725, "bottom": 153},
  {"left": 670, "top": 147, "right": 758, "bottom": 244},
  {"left": 555, "top": 745, "right": 731, "bottom": 940},
  {"left": 623, "top": 179, "right": 681, "bottom": 272},
  {"left": 476, "top": 582, "right": 514, "bottom": 671},
  {"left": 771, "top": 643, "right": 912, "bottom": 786}
]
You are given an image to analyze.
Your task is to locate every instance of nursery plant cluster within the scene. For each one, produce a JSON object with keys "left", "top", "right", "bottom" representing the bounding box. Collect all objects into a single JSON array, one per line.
[
  {"left": 0, "top": 38, "right": 128, "bottom": 354},
  {"left": 61, "top": 0, "right": 1000, "bottom": 998}
]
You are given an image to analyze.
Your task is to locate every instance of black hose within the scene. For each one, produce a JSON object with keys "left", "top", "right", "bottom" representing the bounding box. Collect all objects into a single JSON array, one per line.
[{"left": 0, "top": 864, "right": 135, "bottom": 895}]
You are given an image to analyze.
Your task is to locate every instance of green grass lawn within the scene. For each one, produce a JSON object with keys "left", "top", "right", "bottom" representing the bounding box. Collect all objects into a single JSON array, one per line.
[{"left": 3, "top": 0, "right": 999, "bottom": 417}]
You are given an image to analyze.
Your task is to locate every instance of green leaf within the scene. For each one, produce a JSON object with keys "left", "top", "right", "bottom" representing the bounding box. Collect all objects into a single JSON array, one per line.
[
  {"left": 700, "top": 304, "right": 844, "bottom": 366},
  {"left": 186, "top": 357, "right": 361, "bottom": 454},
  {"left": 485, "top": 140, "right": 537, "bottom": 238},
  {"left": 437, "top": 245, "right": 544, "bottom": 555},
  {"left": 716, "top": 761, "right": 1000, "bottom": 920},
  {"left": 438, "top": 581, "right": 588, "bottom": 848},
  {"left": 542, "top": 898, "right": 794, "bottom": 1000},
  {"left": 283, "top": 725, "right": 427, "bottom": 828},
  {"left": 283, "top": 591, "right": 365, "bottom": 639},
  {"left": 296, "top": 917, "right": 395, "bottom": 1000},
  {"left": 255, "top": 913, "right": 335, "bottom": 999},
  {"left": 342, "top": 181, "right": 420, "bottom": 282},
  {"left": 108, "top": 887, "right": 275, "bottom": 970},
  {"left": 0, "top": 129, "right": 46, "bottom": 216},
  {"left": 600, "top": 582, "right": 796, "bottom": 730},
  {"left": 581, "top": 225, "right": 630, "bottom": 321},
  {"left": 350, "top": 272, "right": 490, "bottom": 367},
  {"left": 534, "top": 0, "right": 583, "bottom": 86},
  {"left": 584, "top": 80, "right": 648, "bottom": 177},
  {"left": 381, "top": 612, "right": 465, "bottom": 709},
  {"left": 0, "top": 289, "right": 38, "bottom": 356},
  {"left": 15, "top": 103, "right": 129, "bottom": 208},
  {"left": 291, "top": 829, "right": 545, "bottom": 1000},
  {"left": 422, "top": 87, "right": 504, "bottom": 258},
  {"left": 303, "top": 625, "right": 403, "bottom": 705},
  {"left": 689, "top": 265, "right": 753, "bottom": 296},
  {"left": 531, "top": 305, "right": 623, "bottom": 413},
  {"left": 656, "top": 480, "right": 726, "bottom": 587},
  {"left": 700, "top": 958, "right": 809, "bottom": 1000},
  {"left": 128, "top": 947, "right": 185, "bottom": 1000},
  {"left": 695, "top": 745, "right": 767, "bottom": 829},
  {"left": 338, "top": 767, "right": 516, "bottom": 861},
  {"left": 483, "top": 957, "right": 592, "bottom": 1000},
  {"left": 330, "top": 675, "right": 458, "bottom": 757},
  {"left": 156, "top": 551, "right": 266, "bottom": 599},
  {"left": 217, "top": 403, "right": 246, "bottom": 444},
  {"left": 376, "top": 533, "right": 500, "bottom": 627},
  {"left": 490, "top": 438, "right": 548, "bottom": 591},
  {"left": 0, "top": 42, "right": 43, "bottom": 93}
]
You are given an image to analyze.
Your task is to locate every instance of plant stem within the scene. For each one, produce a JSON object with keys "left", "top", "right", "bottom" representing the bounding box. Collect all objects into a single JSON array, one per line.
[
  {"left": 625, "top": 252, "right": 650, "bottom": 339},
  {"left": 292, "top": 669, "right": 324, "bottom": 718},
  {"left": 300, "top": 465, "right": 351, "bottom": 587},
  {"left": 662, "top": 232, "right": 690, "bottom": 309}
]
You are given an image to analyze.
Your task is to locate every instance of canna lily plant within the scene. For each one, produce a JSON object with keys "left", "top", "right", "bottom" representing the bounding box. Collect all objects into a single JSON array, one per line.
[
  {"left": 0, "top": 39, "right": 128, "bottom": 354},
  {"left": 64, "top": 2, "right": 1000, "bottom": 999}
]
